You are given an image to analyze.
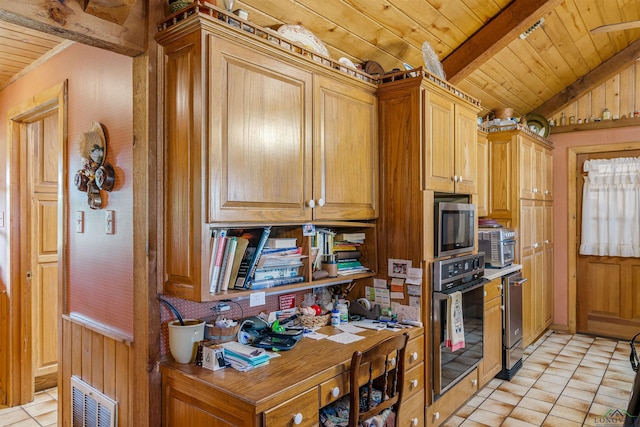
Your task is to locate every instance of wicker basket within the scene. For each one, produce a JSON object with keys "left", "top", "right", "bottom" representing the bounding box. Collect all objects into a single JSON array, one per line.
[{"left": 299, "top": 313, "right": 330, "bottom": 328}]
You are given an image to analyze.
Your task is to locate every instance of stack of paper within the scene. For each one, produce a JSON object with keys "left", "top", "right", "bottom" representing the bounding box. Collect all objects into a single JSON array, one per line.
[{"left": 221, "top": 342, "right": 270, "bottom": 371}]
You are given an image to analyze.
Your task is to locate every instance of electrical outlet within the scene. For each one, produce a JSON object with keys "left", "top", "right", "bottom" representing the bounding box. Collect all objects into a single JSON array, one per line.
[{"left": 105, "top": 210, "right": 115, "bottom": 234}]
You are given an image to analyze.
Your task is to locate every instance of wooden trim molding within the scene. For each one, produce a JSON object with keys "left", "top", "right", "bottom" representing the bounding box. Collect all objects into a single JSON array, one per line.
[{"left": 567, "top": 140, "right": 640, "bottom": 335}]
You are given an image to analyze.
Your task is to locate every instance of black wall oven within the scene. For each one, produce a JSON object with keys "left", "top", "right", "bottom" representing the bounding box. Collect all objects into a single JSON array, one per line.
[{"left": 432, "top": 253, "right": 485, "bottom": 398}]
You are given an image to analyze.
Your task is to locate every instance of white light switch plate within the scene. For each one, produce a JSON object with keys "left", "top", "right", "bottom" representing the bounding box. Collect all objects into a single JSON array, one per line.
[
  {"left": 75, "top": 211, "right": 84, "bottom": 233},
  {"left": 105, "top": 210, "right": 114, "bottom": 234}
]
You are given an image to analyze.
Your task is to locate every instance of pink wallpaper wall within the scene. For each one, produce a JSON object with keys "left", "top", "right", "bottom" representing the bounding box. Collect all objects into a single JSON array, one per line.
[
  {"left": 549, "top": 125, "right": 640, "bottom": 327},
  {"left": 0, "top": 43, "right": 134, "bottom": 338}
]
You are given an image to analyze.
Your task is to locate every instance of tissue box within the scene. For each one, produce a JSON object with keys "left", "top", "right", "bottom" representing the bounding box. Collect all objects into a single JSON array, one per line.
[{"left": 202, "top": 343, "right": 226, "bottom": 371}]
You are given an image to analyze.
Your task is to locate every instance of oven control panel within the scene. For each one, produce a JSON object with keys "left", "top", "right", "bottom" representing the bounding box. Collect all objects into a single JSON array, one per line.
[{"left": 432, "top": 252, "right": 485, "bottom": 291}]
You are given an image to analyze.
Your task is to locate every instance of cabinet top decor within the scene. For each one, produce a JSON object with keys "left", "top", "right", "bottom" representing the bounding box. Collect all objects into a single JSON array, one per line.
[{"left": 156, "top": 0, "right": 377, "bottom": 84}]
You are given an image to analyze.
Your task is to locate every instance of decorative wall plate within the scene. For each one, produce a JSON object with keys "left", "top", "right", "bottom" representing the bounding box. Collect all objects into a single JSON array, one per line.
[
  {"left": 277, "top": 24, "right": 329, "bottom": 56},
  {"left": 525, "top": 113, "right": 550, "bottom": 137},
  {"left": 422, "top": 41, "right": 446, "bottom": 79}
]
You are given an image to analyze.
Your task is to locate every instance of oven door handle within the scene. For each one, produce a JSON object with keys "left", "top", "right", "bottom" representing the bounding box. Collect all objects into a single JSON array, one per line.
[
  {"left": 434, "top": 278, "right": 487, "bottom": 296},
  {"left": 511, "top": 278, "right": 528, "bottom": 286}
]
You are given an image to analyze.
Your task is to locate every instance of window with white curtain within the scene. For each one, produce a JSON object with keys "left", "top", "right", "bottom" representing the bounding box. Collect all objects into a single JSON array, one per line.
[{"left": 580, "top": 157, "right": 640, "bottom": 257}]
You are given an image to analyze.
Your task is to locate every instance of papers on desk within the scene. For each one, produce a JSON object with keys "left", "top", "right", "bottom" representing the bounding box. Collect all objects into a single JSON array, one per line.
[
  {"left": 221, "top": 341, "right": 271, "bottom": 371},
  {"left": 326, "top": 332, "right": 365, "bottom": 344},
  {"left": 350, "top": 319, "right": 388, "bottom": 331}
]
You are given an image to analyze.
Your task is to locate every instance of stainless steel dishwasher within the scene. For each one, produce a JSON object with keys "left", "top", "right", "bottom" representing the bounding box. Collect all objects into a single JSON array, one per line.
[{"left": 496, "top": 270, "right": 526, "bottom": 380}]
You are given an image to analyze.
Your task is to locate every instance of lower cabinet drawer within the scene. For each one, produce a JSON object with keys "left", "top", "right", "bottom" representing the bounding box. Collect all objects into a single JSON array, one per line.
[
  {"left": 403, "top": 362, "right": 424, "bottom": 400},
  {"left": 263, "top": 387, "right": 318, "bottom": 427},
  {"left": 397, "top": 388, "right": 424, "bottom": 427},
  {"left": 426, "top": 368, "right": 478, "bottom": 427},
  {"left": 405, "top": 336, "right": 424, "bottom": 370},
  {"left": 319, "top": 372, "right": 349, "bottom": 407}
]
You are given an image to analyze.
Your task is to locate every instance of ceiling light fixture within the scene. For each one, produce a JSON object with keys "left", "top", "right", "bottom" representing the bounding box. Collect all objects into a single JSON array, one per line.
[{"left": 519, "top": 17, "right": 545, "bottom": 40}]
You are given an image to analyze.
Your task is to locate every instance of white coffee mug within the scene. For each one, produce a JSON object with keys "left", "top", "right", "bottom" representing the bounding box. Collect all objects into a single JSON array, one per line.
[{"left": 168, "top": 319, "right": 205, "bottom": 364}]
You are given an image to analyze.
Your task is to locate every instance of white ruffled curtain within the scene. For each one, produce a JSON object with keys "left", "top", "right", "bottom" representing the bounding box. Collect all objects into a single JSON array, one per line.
[{"left": 580, "top": 157, "right": 640, "bottom": 257}]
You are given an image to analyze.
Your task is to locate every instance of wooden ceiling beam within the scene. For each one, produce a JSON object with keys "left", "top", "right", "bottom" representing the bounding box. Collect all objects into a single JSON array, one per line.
[
  {"left": 443, "top": 0, "right": 563, "bottom": 85},
  {"left": 531, "top": 37, "right": 640, "bottom": 117},
  {"left": 0, "top": 0, "right": 145, "bottom": 57}
]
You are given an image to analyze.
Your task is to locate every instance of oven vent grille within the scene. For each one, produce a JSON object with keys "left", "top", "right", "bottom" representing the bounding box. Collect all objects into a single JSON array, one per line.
[{"left": 71, "top": 375, "right": 117, "bottom": 427}]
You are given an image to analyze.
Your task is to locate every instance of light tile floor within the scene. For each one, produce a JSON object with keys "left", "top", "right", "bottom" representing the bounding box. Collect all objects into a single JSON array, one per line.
[
  {"left": 0, "top": 388, "right": 57, "bottom": 427},
  {"left": 445, "top": 330, "right": 638, "bottom": 427},
  {"left": 0, "top": 331, "right": 636, "bottom": 426}
]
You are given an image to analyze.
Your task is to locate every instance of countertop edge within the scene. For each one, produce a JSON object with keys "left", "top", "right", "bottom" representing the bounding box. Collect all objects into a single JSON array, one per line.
[{"left": 483, "top": 264, "right": 522, "bottom": 281}]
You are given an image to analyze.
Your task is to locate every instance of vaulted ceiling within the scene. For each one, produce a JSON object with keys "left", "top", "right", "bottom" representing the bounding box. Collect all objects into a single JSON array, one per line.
[{"left": 2, "top": 0, "right": 640, "bottom": 118}]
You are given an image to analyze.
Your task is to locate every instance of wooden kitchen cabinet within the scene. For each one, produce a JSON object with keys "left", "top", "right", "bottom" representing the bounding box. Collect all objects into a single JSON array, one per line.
[
  {"left": 377, "top": 70, "right": 480, "bottom": 417},
  {"left": 476, "top": 127, "right": 489, "bottom": 217},
  {"left": 426, "top": 368, "right": 478, "bottom": 427},
  {"left": 156, "top": 9, "right": 378, "bottom": 301},
  {"left": 478, "top": 277, "right": 503, "bottom": 388},
  {"left": 487, "top": 126, "right": 554, "bottom": 347},
  {"left": 424, "top": 86, "right": 479, "bottom": 194}
]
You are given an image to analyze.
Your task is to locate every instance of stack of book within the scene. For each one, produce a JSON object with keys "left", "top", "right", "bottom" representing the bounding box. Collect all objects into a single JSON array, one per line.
[
  {"left": 208, "top": 227, "right": 273, "bottom": 292},
  {"left": 333, "top": 232, "right": 369, "bottom": 276},
  {"left": 220, "top": 341, "right": 270, "bottom": 371},
  {"left": 249, "top": 237, "right": 306, "bottom": 289}
]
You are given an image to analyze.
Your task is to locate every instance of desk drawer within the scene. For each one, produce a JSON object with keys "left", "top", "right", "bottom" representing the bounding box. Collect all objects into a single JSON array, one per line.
[
  {"left": 403, "top": 362, "right": 424, "bottom": 400},
  {"left": 398, "top": 388, "right": 424, "bottom": 427},
  {"left": 263, "top": 387, "right": 318, "bottom": 427},
  {"left": 405, "top": 335, "right": 424, "bottom": 370},
  {"left": 319, "top": 373, "right": 349, "bottom": 407}
]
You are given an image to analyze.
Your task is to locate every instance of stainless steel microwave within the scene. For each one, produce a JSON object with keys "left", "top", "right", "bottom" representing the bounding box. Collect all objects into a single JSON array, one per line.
[{"left": 434, "top": 202, "right": 476, "bottom": 258}]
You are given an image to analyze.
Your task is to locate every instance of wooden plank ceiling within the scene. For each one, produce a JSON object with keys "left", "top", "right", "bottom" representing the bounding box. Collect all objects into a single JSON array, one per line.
[{"left": 3, "top": 0, "right": 640, "bottom": 118}]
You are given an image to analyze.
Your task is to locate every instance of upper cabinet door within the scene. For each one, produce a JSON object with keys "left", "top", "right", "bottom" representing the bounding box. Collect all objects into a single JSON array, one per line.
[
  {"left": 312, "top": 75, "right": 378, "bottom": 220},
  {"left": 208, "top": 35, "right": 313, "bottom": 223},
  {"left": 423, "top": 90, "right": 455, "bottom": 192},
  {"left": 454, "top": 104, "right": 478, "bottom": 194}
]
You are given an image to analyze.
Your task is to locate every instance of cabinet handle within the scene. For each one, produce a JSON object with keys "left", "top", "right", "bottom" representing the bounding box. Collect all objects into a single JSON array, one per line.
[
  {"left": 501, "top": 305, "right": 505, "bottom": 311},
  {"left": 452, "top": 175, "right": 458, "bottom": 182},
  {"left": 544, "top": 190, "right": 549, "bottom": 195},
  {"left": 471, "top": 378, "right": 478, "bottom": 387},
  {"left": 484, "top": 290, "right": 487, "bottom": 297},
  {"left": 307, "top": 199, "right": 315, "bottom": 208},
  {"left": 434, "top": 412, "right": 440, "bottom": 420},
  {"left": 533, "top": 187, "right": 538, "bottom": 193},
  {"left": 544, "top": 239, "right": 550, "bottom": 244},
  {"left": 411, "top": 418, "right": 419, "bottom": 426},
  {"left": 410, "top": 351, "right": 419, "bottom": 362},
  {"left": 293, "top": 413, "right": 303, "bottom": 425},
  {"left": 411, "top": 379, "right": 419, "bottom": 388},
  {"left": 317, "top": 198, "right": 325, "bottom": 207},
  {"left": 331, "top": 386, "right": 340, "bottom": 398},
  {"left": 498, "top": 284, "right": 503, "bottom": 290},
  {"left": 533, "top": 243, "right": 539, "bottom": 249}
]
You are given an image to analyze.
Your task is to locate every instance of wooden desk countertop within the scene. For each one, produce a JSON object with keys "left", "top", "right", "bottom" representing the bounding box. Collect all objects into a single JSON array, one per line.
[{"left": 161, "top": 325, "right": 424, "bottom": 415}]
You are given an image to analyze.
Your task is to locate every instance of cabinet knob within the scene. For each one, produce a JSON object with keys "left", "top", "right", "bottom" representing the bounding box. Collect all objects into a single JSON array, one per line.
[
  {"left": 459, "top": 175, "right": 463, "bottom": 182},
  {"left": 533, "top": 187, "right": 538, "bottom": 193},
  {"left": 544, "top": 239, "right": 550, "bottom": 244},
  {"left": 498, "top": 284, "right": 503, "bottom": 290},
  {"left": 317, "top": 198, "right": 325, "bottom": 207},
  {"left": 472, "top": 378, "right": 478, "bottom": 387},
  {"left": 411, "top": 379, "right": 419, "bottom": 388},
  {"left": 452, "top": 175, "right": 458, "bottom": 182},
  {"left": 533, "top": 243, "right": 539, "bottom": 249},
  {"left": 307, "top": 199, "right": 315, "bottom": 208},
  {"left": 331, "top": 386, "right": 340, "bottom": 398},
  {"left": 390, "top": 357, "right": 396, "bottom": 367},
  {"left": 544, "top": 190, "right": 549, "bottom": 195},
  {"left": 293, "top": 413, "right": 303, "bottom": 425},
  {"left": 411, "top": 418, "right": 419, "bottom": 426},
  {"left": 500, "top": 305, "right": 505, "bottom": 311},
  {"left": 434, "top": 412, "right": 440, "bottom": 420},
  {"left": 410, "top": 351, "right": 419, "bottom": 362}
]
